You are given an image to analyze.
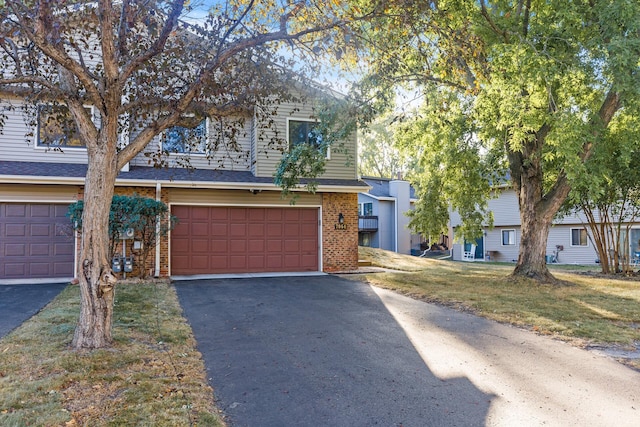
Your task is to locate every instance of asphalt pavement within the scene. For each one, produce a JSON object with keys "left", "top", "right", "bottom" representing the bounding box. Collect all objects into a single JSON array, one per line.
[
  {"left": 0, "top": 283, "right": 68, "bottom": 339},
  {"left": 176, "top": 275, "right": 493, "bottom": 426},
  {"left": 175, "top": 275, "right": 640, "bottom": 427}
]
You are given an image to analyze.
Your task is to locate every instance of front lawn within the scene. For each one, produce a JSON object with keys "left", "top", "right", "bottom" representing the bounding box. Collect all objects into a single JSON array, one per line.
[
  {"left": 0, "top": 280, "right": 223, "bottom": 426},
  {"left": 356, "top": 247, "right": 640, "bottom": 370}
]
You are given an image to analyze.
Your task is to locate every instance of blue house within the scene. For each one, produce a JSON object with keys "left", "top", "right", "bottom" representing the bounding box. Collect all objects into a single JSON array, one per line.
[{"left": 358, "top": 177, "right": 427, "bottom": 255}]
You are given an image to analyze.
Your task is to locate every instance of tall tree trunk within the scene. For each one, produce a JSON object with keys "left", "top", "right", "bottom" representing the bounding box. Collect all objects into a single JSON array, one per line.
[
  {"left": 72, "top": 142, "right": 119, "bottom": 349},
  {"left": 512, "top": 185, "right": 555, "bottom": 281},
  {"left": 508, "top": 128, "right": 571, "bottom": 283}
]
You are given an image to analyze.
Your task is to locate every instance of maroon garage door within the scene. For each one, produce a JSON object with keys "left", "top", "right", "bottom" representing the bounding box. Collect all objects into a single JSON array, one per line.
[
  {"left": 0, "top": 203, "right": 75, "bottom": 280},
  {"left": 171, "top": 206, "right": 319, "bottom": 275}
]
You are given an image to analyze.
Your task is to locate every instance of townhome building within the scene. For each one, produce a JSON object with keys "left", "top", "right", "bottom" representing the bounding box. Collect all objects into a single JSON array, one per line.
[
  {"left": 0, "top": 89, "right": 367, "bottom": 283},
  {"left": 450, "top": 187, "right": 617, "bottom": 265}
]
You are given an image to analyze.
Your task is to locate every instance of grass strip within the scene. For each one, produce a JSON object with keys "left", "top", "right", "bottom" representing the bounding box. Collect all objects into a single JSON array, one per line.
[
  {"left": 357, "top": 247, "right": 640, "bottom": 370},
  {"left": 0, "top": 280, "right": 224, "bottom": 426}
]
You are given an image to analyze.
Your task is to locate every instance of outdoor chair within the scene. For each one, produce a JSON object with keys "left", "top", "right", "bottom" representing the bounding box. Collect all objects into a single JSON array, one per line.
[{"left": 462, "top": 244, "right": 476, "bottom": 261}]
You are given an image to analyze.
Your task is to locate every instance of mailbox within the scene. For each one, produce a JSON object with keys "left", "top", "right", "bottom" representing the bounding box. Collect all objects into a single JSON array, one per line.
[{"left": 112, "top": 256, "right": 122, "bottom": 273}]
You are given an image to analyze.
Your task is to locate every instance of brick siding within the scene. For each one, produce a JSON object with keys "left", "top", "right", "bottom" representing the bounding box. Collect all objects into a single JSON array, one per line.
[{"left": 322, "top": 192, "right": 359, "bottom": 272}]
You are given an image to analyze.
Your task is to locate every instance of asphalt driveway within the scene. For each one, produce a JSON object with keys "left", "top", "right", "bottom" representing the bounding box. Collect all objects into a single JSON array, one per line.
[
  {"left": 175, "top": 275, "right": 640, "bottom": 427},
  {"left": 0, "top": 283, "right": 67, "bottom": 339}
]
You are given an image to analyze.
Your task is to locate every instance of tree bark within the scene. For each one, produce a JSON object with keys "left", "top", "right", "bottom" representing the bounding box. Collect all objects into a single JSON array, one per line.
[
  {"left": 72, "top": 136, "right": 119, "bottom": 349},
  {"left": 508, "top": 126, "right": 571, "bottom": 283}
]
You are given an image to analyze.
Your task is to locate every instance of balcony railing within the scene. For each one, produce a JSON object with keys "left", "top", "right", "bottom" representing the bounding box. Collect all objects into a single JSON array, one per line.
[{"left": 358, "top": 215, "right": 378, "bottom": 231}]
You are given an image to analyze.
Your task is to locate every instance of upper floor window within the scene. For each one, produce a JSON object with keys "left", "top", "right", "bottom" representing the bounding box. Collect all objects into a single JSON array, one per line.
[
  {"left": 502, "top": 229, "right": 516, "bottom": 245},
  {"left": 37, "top": 104, "right": 90, "bottom": 148},
  {"left": 360, "top": 202, "right": 373, "bottom": 216},
  {"left": 163, "top": 119, "right": 208, "bottom": 154},
  {"left": 288, "top": 118, "right": 329, "bottom": 159},
  {"left": 571, "top": 228, "right": 588, "bottom": 246}
]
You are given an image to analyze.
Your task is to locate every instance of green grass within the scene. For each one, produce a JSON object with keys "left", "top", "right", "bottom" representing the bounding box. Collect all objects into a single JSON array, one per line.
[
  {"left": 0, "top": 280, "right": 224, "bottom": 426},
  {"left": 356, "top": 247, "right": 640, "bottom": 369}
]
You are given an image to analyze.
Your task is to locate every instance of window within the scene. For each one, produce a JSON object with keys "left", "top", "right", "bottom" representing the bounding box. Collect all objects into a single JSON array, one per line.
[
  {"left": 361, "top": 202, "right": 373, "bottom": 216},
  {"left": 37, "top": 104, "right": 90, "bottom": 148},
  {"left": 288, "top": 119, "right": 329, "bottom": 158},
  {"left": 571, "top": 228, "right": 588, "bottom": 246},
  {"left": 502, "top": 229, "right": 516, "bottom": 245},
  {"left": 163, "top": 119, "right": 208, "bottom": 154}
]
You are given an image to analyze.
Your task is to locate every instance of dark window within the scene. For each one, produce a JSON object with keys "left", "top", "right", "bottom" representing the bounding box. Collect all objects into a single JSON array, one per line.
[
  {"left": 288, "top": 119, "right": 327, "bottom": 157},
  {"left": 37, "top": 105, "right": 89, "bottom": 148},
  {"left": 502, "top": 229, "right": 515, "bottom": 245},
  {"left": 571, "top": 228, "right": 588, "bottom": 246},
  {"left": 164, "top": 120, "right": 207, "bottom": 154},
  {"left": 361, "top": 202, "right": 373, "bottom": 216}
]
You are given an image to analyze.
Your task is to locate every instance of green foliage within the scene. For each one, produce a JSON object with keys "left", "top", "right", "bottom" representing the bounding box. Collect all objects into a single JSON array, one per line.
[
  {"left": 357, "top": 111, "right": 406, "bottom": 178},
  {"left": 350, "top": 0, "right": 640, "bottom": 265},
  {"left": 560, "top": 103, "right": 640, "bottom": 273},
  {"left": 395, "top": 87, "right": 497, "bottom": 242}
]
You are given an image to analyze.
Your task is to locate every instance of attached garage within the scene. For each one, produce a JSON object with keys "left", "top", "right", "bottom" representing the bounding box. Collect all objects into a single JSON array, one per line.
[
  {"left": 171, "top": 206, "right": 319, "bottom": 275},
  {"left": 0, "top": 203, "right": 75, "bottom": 280}
]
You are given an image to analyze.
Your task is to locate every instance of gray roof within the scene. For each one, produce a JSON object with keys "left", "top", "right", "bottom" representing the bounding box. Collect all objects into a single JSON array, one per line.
[
  {"left": 361, "top": 177, "right": 417, "bottom": 199},
  {"left": 0, "top": 161, "right": 369, "bottom": 189}
]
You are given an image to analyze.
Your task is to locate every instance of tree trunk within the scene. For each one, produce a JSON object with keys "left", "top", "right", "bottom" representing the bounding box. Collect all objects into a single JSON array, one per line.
[
  {"left": 72, "top": 144, "right": 119, "bottom": 349},
  {"left": 508, "top": 128, "right": 571, "bottom": 283},
  {"left": 511, "top": 176, "right": 557, "bottom": 282}
]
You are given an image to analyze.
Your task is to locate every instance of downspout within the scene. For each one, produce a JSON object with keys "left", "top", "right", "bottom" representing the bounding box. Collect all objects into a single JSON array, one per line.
[
  {"left": 155, "top": 181, "right": 161, "bottom": 277},
  {"left": 394, "top": 198, "right": 398, "bottom": 253}
]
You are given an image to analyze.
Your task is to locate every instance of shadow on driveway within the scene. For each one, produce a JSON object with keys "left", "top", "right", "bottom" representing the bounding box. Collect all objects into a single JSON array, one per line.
[
  {"left": 0, "top": 283, "right": 67, "bottom": 339},
  {"left": 175, "top": 275, "right": 493, "bottom": 427}
]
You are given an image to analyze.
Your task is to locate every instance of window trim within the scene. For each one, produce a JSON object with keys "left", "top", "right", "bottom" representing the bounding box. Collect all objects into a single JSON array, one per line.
[
  {"left": 35, "top": 104, "right": 94, "bottom": 150},
  {"left": 501, "top": 229, "right": 516, "bottom": 246},
  {"left": 286, "top": 117, "right": 330, "bottom": 160},
  {"left": 570, "top": 227, "right": 589, "bottom": 247},
  {"left": 162, "top": 117, "right": 210, "bottom": 156}
]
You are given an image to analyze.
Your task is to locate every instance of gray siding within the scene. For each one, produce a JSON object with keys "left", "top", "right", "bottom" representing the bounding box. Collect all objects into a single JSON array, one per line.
[
  {"left": 130, "top": 116, "right": 253, "bottom": 171},
  {"left": 0, "top": 100, "right": 89, "bottom": 164}
]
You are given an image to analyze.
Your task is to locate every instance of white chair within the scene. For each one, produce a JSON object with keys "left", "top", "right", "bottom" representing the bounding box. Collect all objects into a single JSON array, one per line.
[{"left": 462, "top": 244, "right": 476, "bottom": 261}]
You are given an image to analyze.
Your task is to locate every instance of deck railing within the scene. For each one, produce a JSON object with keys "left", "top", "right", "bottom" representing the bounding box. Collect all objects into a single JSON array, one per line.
[{"left": 358, "top": 215, "right": 378, "bottom": 231}]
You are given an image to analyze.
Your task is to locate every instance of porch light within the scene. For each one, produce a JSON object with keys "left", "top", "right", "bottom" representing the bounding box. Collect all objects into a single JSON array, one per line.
[{"left": 338, "top": 213, "right": 344, "bottom": 224}]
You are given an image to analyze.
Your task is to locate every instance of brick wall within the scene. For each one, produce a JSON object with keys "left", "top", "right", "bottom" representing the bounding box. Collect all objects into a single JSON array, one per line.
[
  {"left": 322, "top": 192, "right": 358, "bottom": 272},
  {"left": 75, "top": 186, "right": 170, "bottom": 278}
]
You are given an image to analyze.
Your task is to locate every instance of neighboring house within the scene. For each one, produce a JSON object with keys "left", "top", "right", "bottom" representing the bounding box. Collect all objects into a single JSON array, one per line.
[
  {"left": 0, "top": 90, "right": 367, "bottom": 283},
  {"left": 357, "top": 177, "right": 428, "bottom": 255},
  {"left": 450, "top": 187, "right": 606, "bottom": 264}
]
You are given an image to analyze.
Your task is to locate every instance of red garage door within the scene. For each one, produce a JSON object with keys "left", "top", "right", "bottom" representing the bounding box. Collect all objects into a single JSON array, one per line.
[
  {"left": 0, "top": 203, "right": 75, "bottom": 280},
  {"left": 171, "top": 206, "right": 319, "bottom": 275}
]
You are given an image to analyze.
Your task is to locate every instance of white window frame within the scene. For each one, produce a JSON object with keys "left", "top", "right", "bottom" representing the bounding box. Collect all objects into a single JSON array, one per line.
[
  {"left": 501, "top": 229, "right": 516, "bottom": 246},
  {"left": 162, "top": 117, "right": 209, "bottom": 156},
  {"left": 570, "top": 227, "right": 588, "bottom": 247},
  {"left": 36, "top": 104, "right": 94, "bottom": 150},
  {"left": 286, "top": 118, "right": 330, "bottom": 160}
]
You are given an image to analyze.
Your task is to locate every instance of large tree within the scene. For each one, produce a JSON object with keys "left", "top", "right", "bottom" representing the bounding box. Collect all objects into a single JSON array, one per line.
[
  {"left": 352, "top": 0, "right": 640, "bottom": 282},
  {"left": 0, "top": 0, "right": 366, "bottom": 348}
]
